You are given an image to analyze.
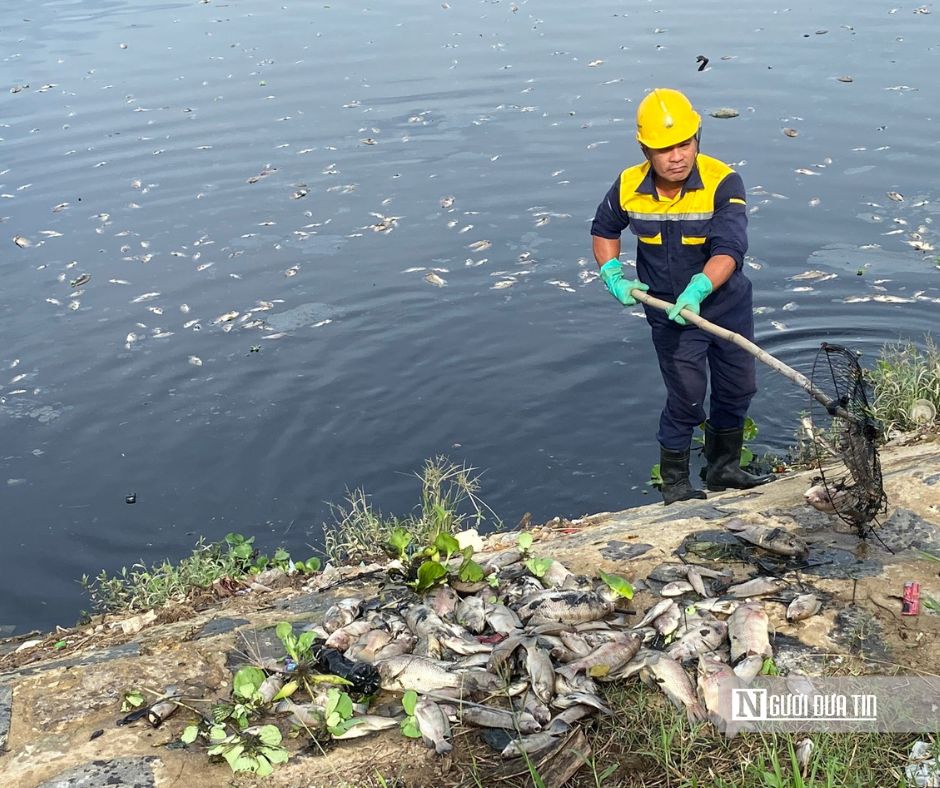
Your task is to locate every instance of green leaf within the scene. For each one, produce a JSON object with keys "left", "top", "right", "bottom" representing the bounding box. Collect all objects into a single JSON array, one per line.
[
  {"left": 292, "top": 560, "right": 306, "bottom": 573},
  {"left": 232, "top": 543, "right": 253, "bottom": 560},
  {"left": 517, "top": 532, "right": 533, "bottom": 553},
  {"left": 122, "top": 690, "right": 145, "bottom": 710},
  {"left": 305, "top": 673, "right": 353, "bottom": 686},
  {"left": 222, "top": 743, "right": 246, "bottom": 768},
  {"left": 330, "top": 718, "right": 364, "bottom": 736},
  {"left": 326, "top": 712, "right": 341, "bottom": 728},
  {"left": 387, "top": 527, "right": 413, "bottom": 558},
  {"left": 743, "top": 416, "right": 758, "bottom": 442},
  {"left": 181, "top": 725, "right": 200, "bottom": 744},
  {"left": 598, "top": 570, "right": 634, "bottom": 600},
  {"left": 305, "top": 557, "right": 321, "bottom": 572},
  {"left": 263, "top": 746, "right": 290, "bottom": 765},
  {"left": 256, "top": 724, "right": 282, "bottom": 747},
  {"left": 400, "top": 717, "right": 422, "bottom": 738},
  {"left": 761, "top": 657, "right": 779, "bottom": 676},
  {"left": 413, "top": 560, "right": 448, "bottom": 591},
  {"left": 649, "top": 463, "right": 663, "bottom": 486},
  {"left": 233, "top": 666, "right": 266, "bottom": 699},
  {"left": 334, "top": 692, "right": 353, "bottom": 720},
  {"left": 325, "top": 688, "right": 339, "bottom": 716},
  {"left": 272, "top": 680, "right": 299, "bottom": 702},
  {"left": 458, "top": 556, "right": 485, "bottom": 583},
  {"left": 525, "top": 557, "right": 554, "bottom": 579},
  {"left": 297, "top": 631, "right": 317, "bottom": 653},
  {"left": 273, "top": 548, "right": 290, "bottom": 564},
  {"left": 740, "top": 446, "right": 754, "bottom": 467},
  {"left": 275, "top": 621, "right": 293, "bottom": 644},
  {"left": 54, "top": 639, "right": 67, "bottom": 650},
  {"left": 402, "top": 689, "right": 418, "bottom": 716},
  {"left": 209, "top": 725, "right": 228, "bottom": 742},
  {"left": 917, "top": 548, "right": 940, "bottom": 563},
  {"left": 433, "top": 531, "right": 460, "bottom": 559},
  {"left": 253, "top": 755, "right": 274, "bottom": 778}
]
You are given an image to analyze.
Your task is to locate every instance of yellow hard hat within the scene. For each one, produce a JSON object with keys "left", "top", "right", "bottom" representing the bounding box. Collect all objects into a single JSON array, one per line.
[{"left": 635, "top": 88, "right": 701, "bottom": 149}]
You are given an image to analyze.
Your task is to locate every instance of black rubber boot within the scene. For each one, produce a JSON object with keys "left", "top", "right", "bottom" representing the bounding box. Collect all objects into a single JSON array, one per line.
[
  {"left": 660, "top": 445, "right": 708, "bottom": 505},
  {"left": 704, "top": 422, "right": 774, "bottom": 492}
]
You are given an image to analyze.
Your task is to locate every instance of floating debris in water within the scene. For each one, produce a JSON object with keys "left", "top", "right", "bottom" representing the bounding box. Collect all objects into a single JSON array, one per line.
[
  {"left": 424, "top": 272, "right": 447, "bottom": 287},
  {"left": 782, "top": 127, "right": 799, "bottom": 137},
  {"left": 709, "top": 108, "right": 739, "bottom": 119}
]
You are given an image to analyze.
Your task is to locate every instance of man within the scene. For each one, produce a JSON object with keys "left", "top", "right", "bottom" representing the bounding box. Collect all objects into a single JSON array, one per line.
[{"left": 590, "top": 87, "right": 772, "bottom": 505}]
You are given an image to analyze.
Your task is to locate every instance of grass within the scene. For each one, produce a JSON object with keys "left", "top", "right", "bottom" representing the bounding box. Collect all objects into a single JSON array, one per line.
[
  {"left": 551, "top": 680, "right": 932, "bottom": 788},
  {"left": 867, "top": 336, "right": 940, "bottom": 435},
  {"left": 322, "top": 455, "right": 500, "bottom": 563}
]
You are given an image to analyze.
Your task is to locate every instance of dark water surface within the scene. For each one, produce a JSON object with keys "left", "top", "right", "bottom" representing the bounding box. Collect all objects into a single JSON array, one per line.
[{"left": 2, "top": 0, "right": 938, "bottom": 631}]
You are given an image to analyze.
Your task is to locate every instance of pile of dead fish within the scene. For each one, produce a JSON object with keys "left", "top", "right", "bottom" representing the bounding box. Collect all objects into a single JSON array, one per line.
[{"left": 278, "top": 518, "right": 820, "bottom": 758}]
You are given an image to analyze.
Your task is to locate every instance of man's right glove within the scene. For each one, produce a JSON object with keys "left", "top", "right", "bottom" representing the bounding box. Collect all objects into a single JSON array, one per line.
[{"left": 599, "top": 258, "right": 649, "bottom": 306}]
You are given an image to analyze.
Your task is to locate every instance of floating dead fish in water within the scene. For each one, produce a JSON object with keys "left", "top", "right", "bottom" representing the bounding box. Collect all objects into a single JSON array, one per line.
[
  {"left": 836, "top": 75, "right": 854, "bottom": 83},
  {"left": 794, "top": 168, "right": 819, "bottom": 176},
  {"left": 907, "top": 240, "right": 935, "bottom": 251},
  {"left": 213, "top": 311, "right": 239, "bottom": 324},
  {"left": 726, "top": 576, "right": 789, "bottom": 598},
  {"left": 188, "top": 356, "right": 203, "bottom": 367},
  {"left": 787, "top": 594, "right": 822, "bottom": 622},
  {"left": 69, "top": 273, "right": 91, "bottom": 288},
  {"left": 424, "top": 272, "right": 447, "bottom": 287},
  {"left": 492, "top": 279, "right": 515, "bottom": 289},
  {"left": 131, "top": 292, "right": 160, "bottom": 303},
  {"left": 709, "top": 107, "right": 739, "bottom": 119},
  {"left": 887, "top": 191, "right": 904, "bottom": 202},
  {"left": 728, "top": 601, "right": 771, "bottom": 662},
  {"left": 782, "top": 127, "right": 799, "bottom": 137},
  {"left": 247, "top": 165, "right": 277, "bottom": 184},
  {"left": 725, "top": 518, "right": 808, "bottom": 557},
  {"left": 440, "top": 195, "right": 455, "bottom": 209},
  {"left": 13, "top": 235, "right": 31, "bottom": 248},
  {"left": 468, "top": 239, "right": 492, "bottom": 252}
]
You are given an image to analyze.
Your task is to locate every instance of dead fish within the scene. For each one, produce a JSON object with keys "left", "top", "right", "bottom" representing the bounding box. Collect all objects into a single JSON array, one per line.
[
  {"left": 693, "top": 598, "right": 740, "bottom": 616},
  {"left": 652, "top": 602, "right": 681, "bottom": 636},
  {"left": 213, "top": 310, "right": 239, "bottom": 325},
  {"left": 557, "top": 632, "right": 640, "bottom": 680},
  {"left": 426, "top": 584, "right": 459, "bottom": 619},
  {"left": 541, "top": 559, "right": 574, "bottom": 589},
  {"left": 787, "top": 594, "right": 822, "bottom": 622},
  {"left": 733, "top": 654, "right": 764, "bottom": 682},
  {"left": 346, "top": 629, "right": 393, "bottom": 662},
  {"left": 782, "top": 127, "right": 799, "bottom": 137},
  {"left": 375, "top": 655, "right": 461, "bottom": 692},
  {"left": 455, "top": 595, "right": 487, "bottom": 634},
  {"left": 728, "top": 601, "right": 772, "bottom": 662},
  {"left": 516, "top": 590, "right": 616, "bottom": 626},
  {"left": 686, "top": 568, "right": 708, "bottom": 597},
  {"left": 414, "top": 697, "right": 452, "bottom": 754},
  {"left": 322, "top": 598, "right": 361, "bottom": 633},
  {"left": 501, "top": 731, "right": 562, "bottom": 758},
  {"left": 726, "top": 576, "right": 789, "bottom": 599},
  {"left": 661, "top": 580, "right": 695, "bottom": 597},
  {"left": 709, "top": 107, "right": 739, "bottom": 119},
  {"left": 324, "top": 619, "right": 373, "bottom": 651},
  {"left": 635, "top": 598, "right": 676, "bottom": 628},
  {"left": 12, "top": 235, "right": 31, "bottom": 248},
  {"left": 485, "top": 605, "right": 522, "bottom": 634},
  {"left": 275, "top": 699, "right": 325, "bottom": 728},
  {"left": 523, "top": 639, "right": 557, "bottom": 703},
  {"left": 424, "top": 272, "right": 447, "bottom": 287},
  {"left": 725, "top": 518, "right": 809, "bottom": 558},
  {"left": 697, "top": 655, "right": 742, "bottom": 737},
  {"left": 666, "top": 618, "right": 727, "bottom": 663},
  {"left": 640, "top": 652, "right": 707, "bottom": 724},
  {"left": 460, "top": 705, "right": 541, "bottom": 733},
  {"left": 803, "top": 484, "right": 841, "bottom": 513},
  {"left": 332, "top": 715, "right": 399, "bottom": 739},
  {"left": 468, "top": 239, "right": 492, "bottom": 252}
]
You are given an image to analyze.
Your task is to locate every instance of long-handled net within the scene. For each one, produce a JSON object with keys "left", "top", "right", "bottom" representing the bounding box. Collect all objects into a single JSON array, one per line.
[
  {"left": 630, "top": 291, "right": 888, "bottom": 539},
  {"left": 809, "top": 343, "right": 888, "bottom": 539}
]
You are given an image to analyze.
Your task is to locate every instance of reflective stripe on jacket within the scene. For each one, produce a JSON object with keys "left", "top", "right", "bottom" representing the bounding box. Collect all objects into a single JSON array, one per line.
[{"left": 591, "top": 153, "right": 750, "bottom": 321}]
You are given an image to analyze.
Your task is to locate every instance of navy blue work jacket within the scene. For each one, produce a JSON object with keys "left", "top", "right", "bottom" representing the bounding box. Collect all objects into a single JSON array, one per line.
[{"left": 591, "top": 154, "right": 751, "bottom": 322}]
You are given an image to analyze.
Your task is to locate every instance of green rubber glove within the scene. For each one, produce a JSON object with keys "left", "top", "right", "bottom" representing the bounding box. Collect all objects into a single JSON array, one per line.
[
  {"left": 667, "top": 272, "right": 713, "bottom": 325},
  {"left": 599, "top": 258, "right": 649, "bottom": 306}
]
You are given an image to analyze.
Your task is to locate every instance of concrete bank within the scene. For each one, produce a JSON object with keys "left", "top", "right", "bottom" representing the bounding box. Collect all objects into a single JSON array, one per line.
[{"left": 1, "top": 433, "right": 938, "bottom": 787}]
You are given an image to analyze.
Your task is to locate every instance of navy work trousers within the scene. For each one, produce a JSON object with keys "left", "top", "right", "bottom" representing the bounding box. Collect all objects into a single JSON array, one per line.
[{"left": 647, "top": 306, "right": 757, "bottom": 451}]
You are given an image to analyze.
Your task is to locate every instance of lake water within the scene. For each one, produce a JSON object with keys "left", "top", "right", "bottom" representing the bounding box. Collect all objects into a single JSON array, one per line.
[{"left": 2, "top": 0, "right": 937, "bottom": 632}]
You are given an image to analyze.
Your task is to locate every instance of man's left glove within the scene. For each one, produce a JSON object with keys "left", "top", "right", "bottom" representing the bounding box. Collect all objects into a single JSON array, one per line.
[{"left": 667, "top": 273, "right": 713, "bottom": 325}]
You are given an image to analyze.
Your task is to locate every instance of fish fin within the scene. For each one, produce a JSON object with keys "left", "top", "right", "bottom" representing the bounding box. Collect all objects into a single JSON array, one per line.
[
  {"left": 686, "top": 702, "right": 708, "bottom": 726},
  {"left": 435, "top": 740, "right": 454, "bottom": 755}
]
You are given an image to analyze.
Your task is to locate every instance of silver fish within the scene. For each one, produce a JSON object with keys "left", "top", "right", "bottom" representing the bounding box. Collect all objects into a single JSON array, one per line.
[
  {"left": 725, "top": 519, "right": 808, "bottom": 558},
  {"left": 697, "top": 656, "right": 742, "bottom": 738},
  {"left": 461, "top": 705, "right": 541, "bottom": 733},
  {"left": 501, "top": 731, "right": 562, "bottom": 758},
  {"left": 345, "top": 629, "right": 393, "bottom": 662},
  {"left": 486, "top": 604, "right": 523, "bottom": 634},
  {"left": 693, "top": 598, "right": 740, "bottom": 616},
  {"left": 726, "top": 576, "right": 789, "bottom": 599},
  {"left": 375, "top": 655, "right": 461, "bottom": 692},
  {"left": 733, "top": 654, "right": 764, "bottom": 682},
  {"left": 787, "top": 594, "right": 822, "bottom": 622},
  {"left": 545, "top": 704, "right": 593, "bottom": 734},
  {"left": 635, "top": 598, "right": 676, "bottom": 628},
  {"left": 550, "top": 691, "right": 611, "bottom": 715},
  {"left": 487, "top": 633, "right": 526, "bottom": 674},
  {"left": 652, "top": 603, "right": 681, "bottom": 636},
  {"left": 414, "top": 697, "right": 452, "bottom": 755},
  {"left": 426, "top": 584, "right": 459, "bottom": 618},
  {"left": 557, "top": 632, "right": 641, "bottom": 680},
  {"left": 322, "top": 598, "right": 361, "bottom": 633},
  {"left": 324, "top": 619, "right": 373, "bottom": 651},
  {"left": 516, "top": 590, "right": 616, "bottom": 626},
  {"left": 666, "top": 618, "right": 727, "bottom": 663},
  {"left": 523, "top": 639, "right": 556, "bottom": 703},
  {"left": 661, "top": 580, "right": 695, "bottom": 597},
  {"left": 541, "top": 559, "right": 574, "bottom": 589},
  {"left": 455, "top": 595, "right": 487, "bottom": 633},
  {"left": 728, "top": 602, "right": 772, "bottom": 662},
  {"left": 640, "top": 652, "right": 707, "bottom": 724},
  {"left": 332, "top": 715, "right": 400, "bottom": 739}
]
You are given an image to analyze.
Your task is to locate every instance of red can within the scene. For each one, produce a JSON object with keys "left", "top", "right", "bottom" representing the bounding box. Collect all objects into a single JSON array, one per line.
[{"left": 901, "top": 582, "right": 920, "bottom": 616}]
